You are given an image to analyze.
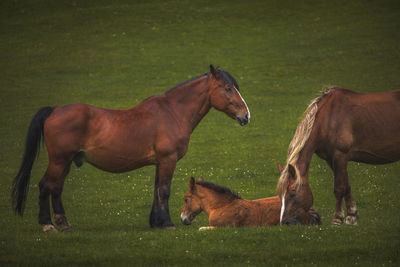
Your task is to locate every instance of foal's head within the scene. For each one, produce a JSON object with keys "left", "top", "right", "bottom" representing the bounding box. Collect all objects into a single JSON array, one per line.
[
  {"left": 180, "top": 177, "right": 203, "bottom": 225},
  {"left": 277, "top": 163, "right": 314, "bottom": 225},
  {"left": 208, "top": 65, "right": 250, "bottom": 126},
  {"left": 180, "top": 176, "right": 241, "bottom": 225}
]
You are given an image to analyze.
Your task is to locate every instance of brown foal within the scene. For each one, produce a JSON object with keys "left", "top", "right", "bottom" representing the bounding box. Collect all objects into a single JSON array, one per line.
[{"left": 181, "top": 177, "right": 321, "bottom": 230}]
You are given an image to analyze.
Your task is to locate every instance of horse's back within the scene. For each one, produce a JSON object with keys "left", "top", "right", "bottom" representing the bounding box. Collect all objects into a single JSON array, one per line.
[{"left": 316, "top": 88, "right": 400, "bottom": 163}]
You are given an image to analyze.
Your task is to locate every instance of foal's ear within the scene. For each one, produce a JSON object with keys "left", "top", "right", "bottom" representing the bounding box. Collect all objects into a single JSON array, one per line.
[
  {"left": 210, "top": 64, "right": 220, "bottom": 80},
  {"left": 197, "top": 176, "right": 204, "bottom": 182},
  {"left": 189, "top": 177, "right": 196, "bottom": 190},
  {"left": 277, "top": 163, "right": 284, "bottom": 174},
  {"left": 288, "top": 164, "right": 297, "bottom": 180}
]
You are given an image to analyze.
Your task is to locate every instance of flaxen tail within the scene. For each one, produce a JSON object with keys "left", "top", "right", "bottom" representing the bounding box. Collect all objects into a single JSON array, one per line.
[{"left": 11, "top": 106, "right": 53, "bottom": 216}]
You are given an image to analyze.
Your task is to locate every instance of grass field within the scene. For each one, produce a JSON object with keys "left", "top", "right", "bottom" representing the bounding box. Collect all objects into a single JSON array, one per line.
[{"left": 1, "top": 0, "right": 399, "bottom": 266}]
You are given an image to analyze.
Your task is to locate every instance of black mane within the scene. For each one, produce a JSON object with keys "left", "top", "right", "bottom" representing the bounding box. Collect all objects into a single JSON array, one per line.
[
  {"left": 165, "top": 73, "right": 209, "bottom": 93},
  {"left": 196, "top": 180, "right": 242, "bottom": 199},
  {"left": 165, "top": 67, "right": 239, "bottom": 94}
]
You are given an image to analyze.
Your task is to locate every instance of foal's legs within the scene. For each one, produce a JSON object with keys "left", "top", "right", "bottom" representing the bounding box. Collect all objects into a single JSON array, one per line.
[
  {"left": 150, "top": 157, "right": 177, "bottom": 229},
  {"left": 39, "top": 160, "right": 72, "bottom": 232},
  {"left": 329, "top": 154, "right": 358, "bottom": 225}
]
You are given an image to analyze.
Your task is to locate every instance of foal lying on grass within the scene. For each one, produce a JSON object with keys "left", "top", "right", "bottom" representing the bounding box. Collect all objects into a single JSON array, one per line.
[{"left": 180, "top": 177, "right": 321, "bottom": 230}]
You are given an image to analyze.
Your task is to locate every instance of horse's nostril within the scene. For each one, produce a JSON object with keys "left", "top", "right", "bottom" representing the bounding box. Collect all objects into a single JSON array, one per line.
[
  {"left": 236, "top": 114, "right": 249, "bottom": 126},
  {"left": 181, "top": 217, "right": 191, "bottom": 225}
]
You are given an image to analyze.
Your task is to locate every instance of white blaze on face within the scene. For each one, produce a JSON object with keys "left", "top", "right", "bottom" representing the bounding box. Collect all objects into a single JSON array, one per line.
[
  {"left": 181, "top": 211, "right": 189, "bottom": 222},
  {"left": 233, "top": 85, "right": 250, "bottom": 121},
  {"left": 280, "top": 192, "right": 286, "bottom": 224}
]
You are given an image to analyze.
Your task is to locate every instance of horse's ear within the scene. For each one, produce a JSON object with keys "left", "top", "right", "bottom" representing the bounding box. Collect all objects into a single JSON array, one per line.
[
  {"left": 189, "top": 177, "right": 196, "bottom": 190},
  {"left": 210, "top": 64, "right": 220, "bottom": 80},
  {"left": 197, "top": 176, "right": 204, "bottom": 182},
  {"left": 277, "top": 163, "right": 284, "bottom": 174},
  {"left": 288, "top": 164, "right": 297, "bottom": 180}
]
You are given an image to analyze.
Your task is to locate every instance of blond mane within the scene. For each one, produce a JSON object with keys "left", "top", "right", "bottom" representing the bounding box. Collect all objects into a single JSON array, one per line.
[{"left": 277, "top": 87, "right": 336, "bottom": 195}]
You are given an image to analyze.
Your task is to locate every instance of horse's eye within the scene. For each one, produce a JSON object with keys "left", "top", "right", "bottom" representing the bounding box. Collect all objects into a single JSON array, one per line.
[
  {"left": 225, "top": 87, "right": 232, "bottom": 93},
  {"left": 290, "top": 191, "right": 296, "bottom": 198},
  {"left": 184, "top": 198, "right": 188, "bottom": 203}
]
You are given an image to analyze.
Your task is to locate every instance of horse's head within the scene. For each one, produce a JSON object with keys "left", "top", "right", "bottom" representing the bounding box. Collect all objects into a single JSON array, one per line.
[
  {"left": 208, "top": 65, "right": 250, "bottom": 126},
  {"left": 180, "top": 177, "right": 204, "bottom": 225},
  {"left": 277, "top": 163, "right": 313, "bottom": 225}
]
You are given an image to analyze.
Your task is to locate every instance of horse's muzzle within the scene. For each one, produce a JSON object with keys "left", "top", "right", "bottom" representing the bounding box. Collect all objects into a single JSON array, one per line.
[
  {"left": 282, "top": 218, "right": 299, "bottom": 226},
  {"left": 236, "top": 113, "right": 249, "bottom": 126},
  {"left": 180, "top": 213, "right": 192, "bottom": 225}
]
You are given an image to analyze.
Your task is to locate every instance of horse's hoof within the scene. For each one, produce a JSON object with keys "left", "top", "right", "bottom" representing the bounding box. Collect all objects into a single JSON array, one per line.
[
  {"left": 331, "top": 218, "right": 344, "bottom": 226},
  {"left": 345, "top": 216, "right": 358, "bottom": 226},
  {"left": 54, "top": 214, "right": 72, "bottom": 232},
  {"left": 43, "top": 224, "right": 58, "bottom": 233},
  {"left": 309, "top": 209, "right": 322, "bottom": 225}
]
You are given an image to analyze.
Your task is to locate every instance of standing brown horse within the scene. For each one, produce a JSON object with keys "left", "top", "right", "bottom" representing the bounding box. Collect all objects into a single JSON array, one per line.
[
  {"left": 181, "top": 177, "right": 321, "bottom": 230},
  {"left": 277, "top": 88, "right": 400, "bottom": 226},
  {"left": 11, "top": 65, "right": 250, "bottom": 232}
]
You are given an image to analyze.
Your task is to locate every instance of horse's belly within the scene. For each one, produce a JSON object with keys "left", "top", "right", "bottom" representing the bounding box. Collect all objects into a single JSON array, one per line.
[
  {"left": 83, "top": 148, "right": 156, "bottom": 173},
  {"left": 350, "top": 149, "right": 400, "bottom": 164}
]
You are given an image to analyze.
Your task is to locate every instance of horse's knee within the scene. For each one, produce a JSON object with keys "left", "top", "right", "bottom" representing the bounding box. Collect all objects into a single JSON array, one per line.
[
  {"left": 344, "top": 184, "right": 352, "bottom": 198},
  {"left": 157, "top": 184, "right": 171, "bottom": 201},
  {"left": 334, "top": 186, "right": 346, "bottom": 199}
]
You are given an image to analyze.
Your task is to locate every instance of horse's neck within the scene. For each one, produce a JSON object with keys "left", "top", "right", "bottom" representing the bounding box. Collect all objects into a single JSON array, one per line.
[
  {"left": 199, "top": 189, "right": 233, "bottom": 216},
  {"left": 165, "top": 76, "right": 211, "bottom": 133},
  {"left": 295, "top": 134, "right": 318, "bottom": 180}
]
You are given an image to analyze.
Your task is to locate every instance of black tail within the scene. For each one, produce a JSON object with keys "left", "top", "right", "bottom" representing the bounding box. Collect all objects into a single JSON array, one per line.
[{"left": 11, "top": 106, "right": 53, "bottom": 216}]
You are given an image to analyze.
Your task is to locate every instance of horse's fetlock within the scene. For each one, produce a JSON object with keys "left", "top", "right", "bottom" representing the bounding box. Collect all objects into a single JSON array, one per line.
[
  {"left": 54, "top": 214, "right": 72, "bottom": 231},
  {"left": 43, "top": 224, "right": 58, "bottom": 233}
]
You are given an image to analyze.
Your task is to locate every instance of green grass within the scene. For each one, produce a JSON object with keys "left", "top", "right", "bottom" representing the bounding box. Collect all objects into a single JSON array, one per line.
[{"left": 1, "top": 0, "right": 399, "bottom": 266}]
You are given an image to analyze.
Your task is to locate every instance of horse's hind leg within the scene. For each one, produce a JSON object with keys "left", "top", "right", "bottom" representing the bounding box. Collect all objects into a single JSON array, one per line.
[
  {"left": 51, "top": 163, "right": 72, "bottom": 231},
  {"left": 38, "top": 175, "right": 56, "bottom": 232},
  {"left": 39, "top": 160, "right": 72, "bottom": 232}
]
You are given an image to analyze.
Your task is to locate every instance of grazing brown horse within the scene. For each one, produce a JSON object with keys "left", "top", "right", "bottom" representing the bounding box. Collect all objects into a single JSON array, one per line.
[
  {"left": 11, "top": 65, "right": 250, "bottom": 232},
  {"left": 180, "top": 177, "right": 321, "bottom": 230},
  {"left": 277, "top": 87, "right": 400, "bottom": 226}
]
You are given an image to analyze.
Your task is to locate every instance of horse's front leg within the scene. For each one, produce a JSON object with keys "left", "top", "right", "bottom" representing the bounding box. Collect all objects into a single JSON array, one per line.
[
  {"left": 329, "top": 154, "right": 358, "bottom": 226},
  {"left": 149, "top": 156, "right": 177, "bottom": 229}
]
